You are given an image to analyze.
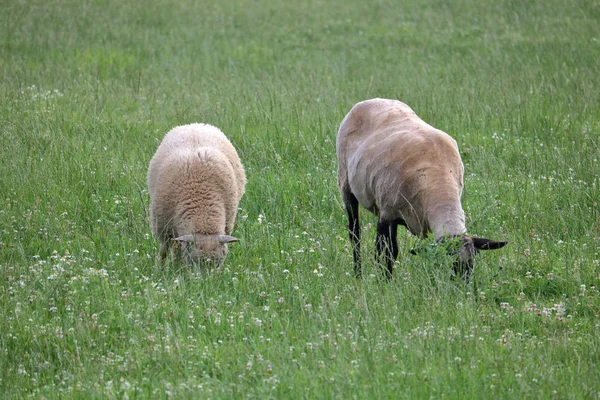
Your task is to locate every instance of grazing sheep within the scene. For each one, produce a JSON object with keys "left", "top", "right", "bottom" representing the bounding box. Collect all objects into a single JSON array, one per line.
[
  {"left": 336, "top": 98, "right": 507, "bottom": 279},
  {"left": 148, "top": 123, "right": 246, "bottom": 267}
]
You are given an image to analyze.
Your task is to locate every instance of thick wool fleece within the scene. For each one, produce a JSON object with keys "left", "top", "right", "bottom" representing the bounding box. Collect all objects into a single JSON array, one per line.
[
  {"left": 148, "top": 123, "right": 246, "bottom": 257},
  {"left": 336, "top": 98, "right": 466, "bottom": 239}
]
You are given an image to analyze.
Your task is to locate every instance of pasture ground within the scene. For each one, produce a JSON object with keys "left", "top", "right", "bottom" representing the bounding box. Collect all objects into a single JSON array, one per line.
[{"left": 1, "top": 0, "right": 599, "bottom": 398}]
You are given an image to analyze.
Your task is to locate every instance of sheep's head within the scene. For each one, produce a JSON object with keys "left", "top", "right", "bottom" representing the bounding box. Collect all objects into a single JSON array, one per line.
[
  {"left": 452, "top": 236, "right": 508, "bottom": 278},
  {"left": 173, "top": 233, "right": 239, "bottom": 268},
  {"left": 411, "top": 235, "right": 508, "bottom": 278}
]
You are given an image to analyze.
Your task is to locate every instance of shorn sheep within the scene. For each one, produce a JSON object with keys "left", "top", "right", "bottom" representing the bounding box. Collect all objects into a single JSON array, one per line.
[
  {"left": 336, "top": 98, "right": 507, "bottom": 279},
  {"left": 148, "top": 123, "right": 246, "bottom": 267}
]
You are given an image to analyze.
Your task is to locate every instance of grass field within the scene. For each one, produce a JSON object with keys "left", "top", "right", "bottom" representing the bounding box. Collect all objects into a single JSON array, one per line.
[{"left": 1, "top": 0, "right": 600, "bottom": 398}]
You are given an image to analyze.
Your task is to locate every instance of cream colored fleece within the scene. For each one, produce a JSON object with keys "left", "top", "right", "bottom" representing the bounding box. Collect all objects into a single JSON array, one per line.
[{"left": 148, "top": 123, "right": 246, "bottom": 261}]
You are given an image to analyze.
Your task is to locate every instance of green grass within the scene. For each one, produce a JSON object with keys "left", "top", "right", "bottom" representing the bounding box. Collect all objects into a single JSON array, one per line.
[{"left": 1, "top": 0, "right": 599, "bottom": 398}]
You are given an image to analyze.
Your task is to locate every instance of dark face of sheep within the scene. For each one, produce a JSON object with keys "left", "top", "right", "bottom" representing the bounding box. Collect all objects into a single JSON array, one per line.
[
  {"left": 453, "top": 236, "right": 508, "bottom": 278},
  {"left": 173, "top": 234, "right": 239, "bottom": 268}
]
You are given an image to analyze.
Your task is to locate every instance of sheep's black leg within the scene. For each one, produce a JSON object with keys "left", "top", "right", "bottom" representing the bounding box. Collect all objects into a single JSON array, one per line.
[
  {"left": 343, "top": 191, "right": 361, "bottom": 278},
  {"left": 376, "top": 219, "right": 399, "bottom": 280}
]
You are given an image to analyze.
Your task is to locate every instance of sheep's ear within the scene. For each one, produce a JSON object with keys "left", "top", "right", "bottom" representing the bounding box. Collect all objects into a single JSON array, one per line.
[
  {"left": 217, "top": 235, "right": 240, "bottom": 244},
  {"left": 173, "top": 234, "right": 195, "bottom": 243},
  {"left": 472, "top": 237, "right": 508, "bottom": 250}
]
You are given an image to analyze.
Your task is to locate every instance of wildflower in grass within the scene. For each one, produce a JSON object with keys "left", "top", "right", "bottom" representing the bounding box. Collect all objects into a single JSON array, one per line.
[
  {"left": 120, "top": 377, "right": 131, "bottom": 391},
  {"left": 524, "top": 302, "right": 538, "bottom": 313},
  {"left": 525, "top": 271, "right": 533, "bottom": 279},
  {"left": 541, "top": 307, "right": 553, "bottom": 317}
]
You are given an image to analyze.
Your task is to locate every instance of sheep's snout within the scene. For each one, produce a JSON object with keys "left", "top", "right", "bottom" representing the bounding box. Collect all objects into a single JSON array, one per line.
[
  {"left": 452, "top": 236, "right": 508, "bottom": 278},
  {"left": 452, "top": 237, "right": 477, "bottom": 278},
  {"left": 173, "top": 234, "right": 240, "bottom": 267}
]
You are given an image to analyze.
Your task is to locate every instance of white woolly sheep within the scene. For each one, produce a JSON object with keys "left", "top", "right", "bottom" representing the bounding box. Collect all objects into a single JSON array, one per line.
[
  {"left": 336, "top": 98, "right": 507, "bottom": 279},
  {"left": 148, "top": 123, "right": 246, "bottom": 267}
]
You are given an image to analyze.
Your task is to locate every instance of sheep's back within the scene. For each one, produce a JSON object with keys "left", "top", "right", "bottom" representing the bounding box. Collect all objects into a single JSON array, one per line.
[
  {"left": 340, "top": 99, "right": 464, "bottom": 233},
  {"left": 148, "top": 123, "right": 247, "bottom": 238},
  {"left": 161, "top": 147, "right": 238, "bottom": 197},
  {"left": 148, "top": 124, "right": 245, "bottom": 200},
  {"left": 149, "top": 147, "right": 240, "bottom": 234}
]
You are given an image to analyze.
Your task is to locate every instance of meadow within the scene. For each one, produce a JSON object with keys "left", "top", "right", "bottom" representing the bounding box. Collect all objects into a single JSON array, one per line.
[{"left": 1, "top": 0, "right": 599, "bottom": 398}]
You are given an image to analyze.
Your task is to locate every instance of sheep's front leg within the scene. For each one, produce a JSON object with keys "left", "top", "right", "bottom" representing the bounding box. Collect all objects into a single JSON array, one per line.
[
  {"left": 343, "top": 191, "right": 361, "bottom": 278},
  {"left": 158, "top": 241, "right": 170, "bottom": 264},
  {"left": 157, "top": 225, "right": 175, "bottom": 264},
  {"left": 376, "top": 219, "right": 399, "bottom": 279}
]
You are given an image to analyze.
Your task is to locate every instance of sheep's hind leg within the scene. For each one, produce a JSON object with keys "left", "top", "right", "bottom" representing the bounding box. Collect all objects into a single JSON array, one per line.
[
  {"left": 343, "top": 190, "right": 361, "bottom": 278},
  {"left": 376, "top": 219, "right": 399, "bottom": 280}
]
